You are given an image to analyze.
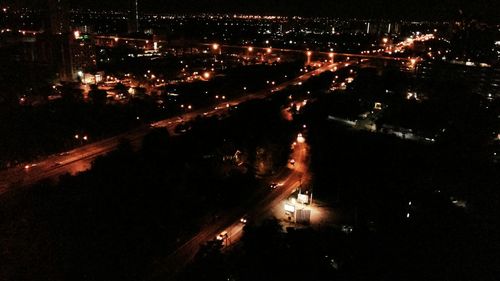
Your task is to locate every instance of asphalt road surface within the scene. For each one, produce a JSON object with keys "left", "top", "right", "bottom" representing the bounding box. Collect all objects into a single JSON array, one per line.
[
  {"left": 0, "top": 62, "right": 340, "bottom": 196},
  {"left": 152, "top": 137, "right": 311, "bottom": 280},
  {"left": 0, "top": 60, "right": 352, "bottom": 280}
]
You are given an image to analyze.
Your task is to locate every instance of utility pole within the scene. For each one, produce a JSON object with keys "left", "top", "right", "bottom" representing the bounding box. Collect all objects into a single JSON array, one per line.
[{"left": 310, "top": 189, "right": 313, "bottom": 205}]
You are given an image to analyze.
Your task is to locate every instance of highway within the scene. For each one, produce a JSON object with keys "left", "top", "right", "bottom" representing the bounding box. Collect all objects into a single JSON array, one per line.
[
  {"left": 201, "top": 43, "right": 410, "bottom": 61},
  {"left": 152, "top": 135, "right": 310, "bottom": 280},
  {"left": 94, "top": 35, "right": 410, "bottom": 62},
  {"left": 0, "top": 59, "right": 350, "bottom": 280},
  {"left": 0, "top": 62, "right": 338, "bottom": 196}
]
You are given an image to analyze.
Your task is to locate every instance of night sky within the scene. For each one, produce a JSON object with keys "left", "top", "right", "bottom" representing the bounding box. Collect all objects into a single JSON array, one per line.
[{"left": 5, "top": 0, "right": 500, "bottom": 21}]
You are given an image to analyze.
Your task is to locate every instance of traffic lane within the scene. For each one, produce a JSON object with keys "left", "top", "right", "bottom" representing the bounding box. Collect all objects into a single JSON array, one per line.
[
  {"left": 0, "top": 62, "right": 337, "bottom": 194},
  {"left": 154, "top": 63, "right": 340, "bottom": 132},
  {"left": 157, "top": 205, "right": 250, "bottom": 278},
  {"left": 157, "top": 172, "right": 304, "bottom": 279},
  {"left": 0, "top": 127, "right": 148, "bottom": 192},
  {"left": 156, "top": 141, "right": 310, "bottom": 279},
  {"left": 212, "top": 142, "right": 309, "bottom": 245}
]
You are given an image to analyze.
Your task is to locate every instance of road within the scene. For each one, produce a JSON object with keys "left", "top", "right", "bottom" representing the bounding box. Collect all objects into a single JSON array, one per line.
[
  {"left": 152, "top": 135, "right": 310, "bottom": 280},
  {"left": 201, "top": 43, "right": 410, "bottom": 61},
  {"left": 0, "top": 62, "right": 338, "bottom": 196},
  {"left": 94, "top": 35, "right": 410, "bottom": 62},
  {"left": 0, "top": 59, "right": 352, "bottom": 279}
]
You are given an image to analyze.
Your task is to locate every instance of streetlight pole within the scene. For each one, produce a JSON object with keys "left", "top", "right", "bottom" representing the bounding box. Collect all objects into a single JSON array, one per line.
[
  {"left": 306, "top": 50, "right": 312, "bottom": 65},
  {"left": 212, "top": 43, "right": 220, "bottom": 61},
  {"left": 310, "top": 189, "right": 313, "bottom": 206}
]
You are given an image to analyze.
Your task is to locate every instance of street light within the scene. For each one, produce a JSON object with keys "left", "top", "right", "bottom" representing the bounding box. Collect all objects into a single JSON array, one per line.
[
  {"left": 329, "top": 52, "right": 334, "bottom": 63},
  {"left": 212, "top": 43, "right": 221, "bottom": 58},
  {"left": 266, "top": 47, "right": 272, "bottom": 54},
  {"left": 306, "top": 50, "right": 312, "bottom": 65},
  {"left": 248, "top": 46, "right": 253, "bottom": 52}
]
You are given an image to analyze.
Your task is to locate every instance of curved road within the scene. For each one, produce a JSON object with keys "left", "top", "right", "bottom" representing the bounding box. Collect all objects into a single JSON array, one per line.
[{"left": 152, "top": 137, "right": 310, "bottom": 280}]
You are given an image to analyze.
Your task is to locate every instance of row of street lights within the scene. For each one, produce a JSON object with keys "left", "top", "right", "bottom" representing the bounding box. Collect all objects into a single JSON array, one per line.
[{"left": 211, "top": 43, "right": 335, "bottom": 63}]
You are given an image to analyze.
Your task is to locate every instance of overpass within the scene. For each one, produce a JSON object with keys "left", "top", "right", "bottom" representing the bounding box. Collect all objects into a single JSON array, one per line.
[{"left": 94, "top": 35, "right": 411, "bottom": 62}]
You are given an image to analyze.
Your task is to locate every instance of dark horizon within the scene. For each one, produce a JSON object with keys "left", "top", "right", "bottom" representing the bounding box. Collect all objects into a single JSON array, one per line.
[{"left": 4, "top": 0, "right": 500, "bottom": 22}]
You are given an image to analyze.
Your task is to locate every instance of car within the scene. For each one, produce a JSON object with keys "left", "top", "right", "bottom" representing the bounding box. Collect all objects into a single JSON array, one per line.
[
  {"left": 24, "top": 163, "right": 37, "bottom": 170},
  {"left": 341, "top": 225, "right": 353, "bottom": 234},
  {"left": 216, "top": 231, "right": 228, "bottom": 240},
  {"left": 240, "top": 216, "right": 248, "bottom": 224},
  {"left": 174, "top": 123, "right": 189, "bottom": 134},
  {"left": 270, "top": 183, "right": 278, "bottom": 189}
]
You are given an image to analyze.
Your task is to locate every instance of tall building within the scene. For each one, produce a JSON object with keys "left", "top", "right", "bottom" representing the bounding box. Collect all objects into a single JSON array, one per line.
[
  {"left": 128, "top": 0, "right": 139, "bottom": 34},
  {"left": 48, "top": 0, "right": 70, "bottom": 35},
  {"left": 58, "top": 33, "right": 73, "bottom": 81},
  {"left": 71, "top": 33, "right": 96, "bottom": 78},
  {"left": 366, "top": 21, "right": 401, "bottom": 36},
  {"left": 42, "top": 0, "right": 75, "bottom": 81}
]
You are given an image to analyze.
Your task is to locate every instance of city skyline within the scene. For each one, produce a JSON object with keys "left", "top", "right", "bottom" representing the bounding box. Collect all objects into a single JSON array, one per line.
[
  {"left": 0, "top": 0, "right": 498, "bottom": 280},
  {"left": 3, "top": 0, "right": 500, "bottom": 21}
]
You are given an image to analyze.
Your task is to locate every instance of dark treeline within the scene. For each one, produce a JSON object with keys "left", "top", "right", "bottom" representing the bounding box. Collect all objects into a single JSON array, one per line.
[
  {"left": 179, "top": 63, "right": 499, "bottom": 281},
  {"left": 0, "top": 95, "right": 295, "bottom": 281},
  {"left": 0, "top": 61, "right": 302, "bottom": 168}
]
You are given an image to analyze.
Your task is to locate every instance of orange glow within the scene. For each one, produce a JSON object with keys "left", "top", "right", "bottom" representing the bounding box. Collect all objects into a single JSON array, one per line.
[
  {"left": 212, "top": 43, "right": 219, "bottom": 50},
  {"left": 248, "top": 46, "right": 253, "bottom": 52},
  {"left": 306, "top": 51, "right": 312, "bottom": 57},
  {"left": 266, "top": 47, "right": 272, "bottom": 54},
  {"left": 328, "top": 52, "right": 334, "bottom": 58}
]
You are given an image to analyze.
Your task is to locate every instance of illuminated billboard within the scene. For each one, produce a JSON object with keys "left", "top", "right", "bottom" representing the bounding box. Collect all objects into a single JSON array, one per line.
[
  {"left": 284, "top": 203, "right": 296, "bottom": 213},
  {"left": 298, "top": 194, "right": 309, "bottom": 204}
]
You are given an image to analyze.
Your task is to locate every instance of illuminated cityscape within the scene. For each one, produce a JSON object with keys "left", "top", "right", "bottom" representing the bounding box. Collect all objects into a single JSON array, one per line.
[{"left": 0, "top": 1, "right": 499, "bottom": 281}]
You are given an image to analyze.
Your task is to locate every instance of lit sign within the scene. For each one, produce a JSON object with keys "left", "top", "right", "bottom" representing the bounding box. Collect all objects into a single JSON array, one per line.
[
  {"left": 284, "top": 203, "right": 295, "bottom": 213},
  {"left": 298, "top": 194, "right": 309, "bottom": 204}
]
